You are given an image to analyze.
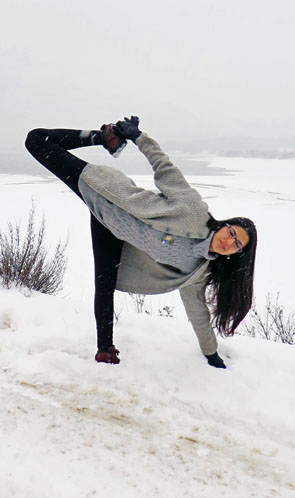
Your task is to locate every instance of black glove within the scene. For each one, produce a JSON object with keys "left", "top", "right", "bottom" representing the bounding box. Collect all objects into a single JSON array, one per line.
[
  {"left": 205, "top": 352, "right": 226, "bottom": 369},
  {"left": 115, "top": 116, "right": 141, "bottom": 143}
]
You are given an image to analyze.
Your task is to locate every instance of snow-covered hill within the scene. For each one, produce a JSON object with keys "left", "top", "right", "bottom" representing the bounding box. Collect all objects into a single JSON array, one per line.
[
  {"left": 0, "top": 288, "right": 294, "bottom": 498},
  {"left": 0, "top": 155, "right": 295, "bottom": 497}
]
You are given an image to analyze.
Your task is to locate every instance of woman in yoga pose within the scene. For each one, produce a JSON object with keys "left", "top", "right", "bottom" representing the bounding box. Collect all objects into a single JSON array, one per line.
[{"left": 25, "top": 117, "right": 257, "bottom": 369}]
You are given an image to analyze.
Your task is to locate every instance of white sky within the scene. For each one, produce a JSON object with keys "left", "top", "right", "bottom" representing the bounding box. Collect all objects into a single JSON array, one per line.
[{"left": 1, "top": 0, "right": 295, "bottom": 148}]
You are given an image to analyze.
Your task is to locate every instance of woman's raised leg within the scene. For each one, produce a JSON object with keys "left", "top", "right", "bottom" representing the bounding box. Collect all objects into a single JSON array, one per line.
[
  {"left": 25, "top": 128, "right": 103, "bottom": 198},
  {"left": 26, "top": 127, "right": 123, "bottom": 363}
]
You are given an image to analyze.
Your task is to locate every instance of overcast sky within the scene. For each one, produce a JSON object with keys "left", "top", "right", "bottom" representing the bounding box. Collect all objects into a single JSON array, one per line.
[{"left": 1, "top": 0, "right": 295, "bottom": 149}]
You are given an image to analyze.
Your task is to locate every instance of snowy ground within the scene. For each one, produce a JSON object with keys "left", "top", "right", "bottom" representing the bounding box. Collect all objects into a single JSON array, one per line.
[{"left": 0, "top": 155, "right": 295, "bottom": 497}]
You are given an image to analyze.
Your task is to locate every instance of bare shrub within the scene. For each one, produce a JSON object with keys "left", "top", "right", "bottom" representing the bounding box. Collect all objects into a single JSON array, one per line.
[
  {"left": 242, "top": 293, "right": 295, "bottom": 345},
  {"left": 128, "top": 293, "right": 151, "bottom": 314},
  {"left": 114, "top": 309, "right": 121, "bottom": 323},
  {"left": 158, "top": 305, "right": 174, "bottom": 318},
  {"left": 0, "top": 204, "right": 67, "bottom": 295},
  {"left": 114, "top": 302, "right": 123, "bottom": 323}
]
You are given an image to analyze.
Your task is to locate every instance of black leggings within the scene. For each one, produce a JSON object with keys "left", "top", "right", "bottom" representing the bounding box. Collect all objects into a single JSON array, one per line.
[{"left": 25, "top": 128, "right": 123, "bottom": 351}]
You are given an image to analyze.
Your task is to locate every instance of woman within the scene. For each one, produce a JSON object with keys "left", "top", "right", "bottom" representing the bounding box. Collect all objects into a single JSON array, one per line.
[{"left": 25, "top": 117, "right": 257, "bottom": 369}]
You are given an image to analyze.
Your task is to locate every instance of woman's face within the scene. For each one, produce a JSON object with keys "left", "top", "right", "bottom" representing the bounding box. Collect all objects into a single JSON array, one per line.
[{"left": 210, "top": 225, "right": 250, "bottom": 256}]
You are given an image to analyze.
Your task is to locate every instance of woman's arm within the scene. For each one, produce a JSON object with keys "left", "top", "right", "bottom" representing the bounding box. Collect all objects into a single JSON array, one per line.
[
  {"left": 116, "top": 116, "right": 206, "bottom": 202},
  {"left": 180, "top": 283, "right": 226, "bottom": 368},
  {"left": 115, "top": 117, "right": 207, "bottom": 203},
  {"left": 179, "top": 283, "right": 218, "bottom": 356},
  {"left": 135, "top": 133, "right": 197, "bottom": 199}
]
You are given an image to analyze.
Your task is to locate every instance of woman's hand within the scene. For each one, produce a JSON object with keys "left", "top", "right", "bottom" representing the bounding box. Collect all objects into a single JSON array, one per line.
[
  {"left": 205, "top": 352, "right": 227, "bottom": 369},
  {"left": 116, "top": 116, "right": 142, "bottom": 143}
]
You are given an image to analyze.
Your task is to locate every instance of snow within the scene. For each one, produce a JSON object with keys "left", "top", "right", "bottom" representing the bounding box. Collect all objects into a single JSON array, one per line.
[{"left": 0, "top": 156, "right": 295, "bottom": 497}]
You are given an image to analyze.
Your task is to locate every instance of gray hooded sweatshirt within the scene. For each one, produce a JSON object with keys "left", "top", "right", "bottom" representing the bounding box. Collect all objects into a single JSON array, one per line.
[{"left": 78, "top": 133, "right": 218, "bottom": 355}]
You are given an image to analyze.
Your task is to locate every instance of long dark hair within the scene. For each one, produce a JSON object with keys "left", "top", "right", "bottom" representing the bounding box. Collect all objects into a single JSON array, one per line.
[{"left": 205, "top": 215, "right": 257, "bottom": 336}]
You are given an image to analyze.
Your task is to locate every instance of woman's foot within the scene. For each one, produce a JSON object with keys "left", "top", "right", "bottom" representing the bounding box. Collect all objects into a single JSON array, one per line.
[
  {"left": 95, "top": 345, "right": 120, "bottom": 364},
  {"left": 100, "top": 123, "right": 127, "bottom": 157}
]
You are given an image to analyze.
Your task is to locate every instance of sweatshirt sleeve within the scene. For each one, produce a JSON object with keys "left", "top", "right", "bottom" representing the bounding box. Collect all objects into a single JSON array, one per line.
[
  {"left": 136, "top": 133, "right": 207, "bottom": 207},
  {"left": 179, "top": 283, "right": 218, "bottom": 356},
  {"left": 79, "top": 132, "right": 210, "bottom": 238}
]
